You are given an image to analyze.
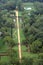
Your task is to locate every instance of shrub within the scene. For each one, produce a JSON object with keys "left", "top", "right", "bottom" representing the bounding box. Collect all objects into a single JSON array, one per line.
[
  {"left": 21, "top": 57, "right": 33, "bottom": 65},
  {"left": 33, "top": 59, "right": 43, "bottom": 65},
  {"left": 30, "top": 40, "right": 42, "bottom": 53},
  {"left": 33, "top": 53, "right": 43, "bottom": 65},
  {"left": 38, "top": 53, "right": 43, "bottom": 59}
]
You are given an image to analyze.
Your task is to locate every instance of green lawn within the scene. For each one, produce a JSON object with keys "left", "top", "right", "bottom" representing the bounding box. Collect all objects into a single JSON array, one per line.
[
  {"left": 23, "top": 2, "right": 34, "bottom": 8},
  {"left": 18, "top": 3, "right": 34, "bottom": 16},
  {"left": 0, "top": 45, "right": 9, "bottom": 52},
  {"left": 18, "top": 11, "right": 22, "bottom": 16},
  {"left": 1, "top": 56, "right": 10, "bottom": 62},
  {"left": 20, "top": 28, "right": 26, "bottom": 43},
  {"left": 22, "top": 52, "right": 39, "bottom": 58},
  {"left": 13, "top": 45, "right": 39, "bottom": 59},
  {"left": 23, "top": 2, "right": 35, "bottom": 11},
  {"left": 13, "top": 28, "right": 18, "bottom": 43},
  {"left": 13, "top": 46, "right": 18, "bottom": 51},
  {"left": 0, "top": 39, "right": 3, "bottom": 44}
]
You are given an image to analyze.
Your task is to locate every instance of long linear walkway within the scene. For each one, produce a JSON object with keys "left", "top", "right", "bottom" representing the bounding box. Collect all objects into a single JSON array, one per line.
[{"left": 15, "top": 10, "right": 22, "bottom": 62}]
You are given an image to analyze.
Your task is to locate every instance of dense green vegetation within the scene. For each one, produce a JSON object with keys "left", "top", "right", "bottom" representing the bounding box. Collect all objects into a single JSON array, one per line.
[
  {"left": 22, "top": 0, "right": 43, "bottom": 2},
  {"left": 22, "top": 2, "right": 43, "bottom": 53},
  {"left": 0, "top": 0, "right": 23, "bottom": 10},
  {"left": 21, "top": 1, "right": 43, "bottom": 65},
  {"left": 0, "top": 0, "right": 43, "bottom": 65}
]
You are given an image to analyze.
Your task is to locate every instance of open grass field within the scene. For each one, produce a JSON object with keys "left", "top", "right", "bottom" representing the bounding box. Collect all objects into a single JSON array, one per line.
[
  {"left": 13, "top": 28, "right": 18, "bottom": 43},
  {"left": 18, "top": 11, "right": 22, "bottom": 16},
  {"left": 23, "top": 2, "right": 33, "bottom": 6},
  {"left": 22, "top": 52, "right": 39, "bottom": 58},
  {"left": 18, "top": 2, "right": 35, "bottom": 18},
  {"left": 23, "top": 2, "right": 34, "bottom": 8},
  {"left": 1, "top": 56, "right": 10, "bottom": 62},
  {"left": 20, "top": 28, "right": 26, "bottom": 43}
]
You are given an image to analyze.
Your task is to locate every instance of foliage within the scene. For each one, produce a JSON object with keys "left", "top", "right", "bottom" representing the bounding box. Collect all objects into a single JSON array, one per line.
[
  {"left": 22, "top": 0, "right": 43, "bottom": 2},
  {"left": 0, "top": 0, "right": 23, "bottom": 10},
  {"left": 22, "top": 57, "right": 33, "bottom": 65},
  {"left": 34, "top": 2, "right": 43, "bottom": 14},
  {"left": 30, "top": 40, "right": 42, "bottom": 53},
  {"left": 22, "top": 2, "right": 43, "bottom": 53}
]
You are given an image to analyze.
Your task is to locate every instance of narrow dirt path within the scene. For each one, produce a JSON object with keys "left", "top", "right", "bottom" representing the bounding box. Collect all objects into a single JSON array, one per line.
[{"left": 15, "top": 10, "right": 22, "bottom": 63}]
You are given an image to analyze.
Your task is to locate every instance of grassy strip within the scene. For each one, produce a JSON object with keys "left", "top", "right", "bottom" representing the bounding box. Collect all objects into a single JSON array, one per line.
[
  {"left": 23, "top": 2, "right": 34, "bottom": 7},
  {"left": 1, "top": 56, "right": 10, "bottom": 62},
  {"left": 13, "top": 28, "right": 18, "bottom": 43}
]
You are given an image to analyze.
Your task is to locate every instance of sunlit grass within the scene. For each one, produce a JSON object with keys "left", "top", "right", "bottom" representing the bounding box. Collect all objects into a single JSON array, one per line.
[
  {"left": 13, "top": 28, "right": 18, "bottom": 43},
  {"left": 1, "top": 56, "right": 10, "bottom": 62},
  {"left": 22, "top": 52, "right": 39, "bottom": 58},
  {"left": 20, "top": 28, "right": 26, "bottom": 43},
  {"left": 23, "top": 2, "right": 34, "bottom": 8}
]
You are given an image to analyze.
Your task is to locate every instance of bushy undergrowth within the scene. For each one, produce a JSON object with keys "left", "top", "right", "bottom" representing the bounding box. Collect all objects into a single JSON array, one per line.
[
  {"left": 21, "top": 53, "right": 43, "bottom": 65},
  {"left": 0, "top": 53, "right": 43, "bottom": 65}
]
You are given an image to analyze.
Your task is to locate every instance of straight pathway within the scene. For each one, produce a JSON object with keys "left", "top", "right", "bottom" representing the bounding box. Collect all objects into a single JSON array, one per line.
[{"left": 15, "top": 10, "right": 22, "bottom": 63}]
